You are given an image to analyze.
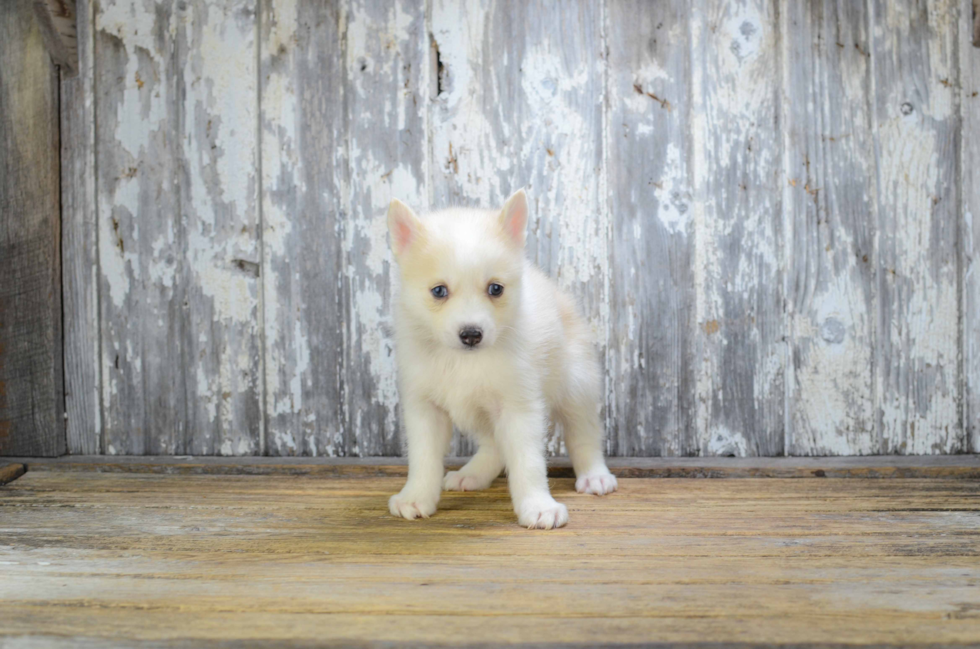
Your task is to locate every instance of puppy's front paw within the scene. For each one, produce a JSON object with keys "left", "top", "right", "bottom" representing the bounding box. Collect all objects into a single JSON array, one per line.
[
  {"left": 443, "top": 470, "right": 493, "bottom": 492},
  {"left": 388, "top": 489, "right": 438, "bottom": 520},
  {"left": 575, "top": 470, "right": 618, "bottom": 496},
  {"left": 517, "top": 496, "right": 569, "bottom": 530}
]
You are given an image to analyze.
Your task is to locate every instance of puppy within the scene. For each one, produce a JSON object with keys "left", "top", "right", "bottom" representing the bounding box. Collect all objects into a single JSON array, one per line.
[{"left": 386, "top": 189, "right": 617, "bottom": 529}]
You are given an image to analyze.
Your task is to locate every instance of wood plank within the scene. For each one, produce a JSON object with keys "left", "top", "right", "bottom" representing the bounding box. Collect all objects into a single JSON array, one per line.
[
  {"left": 963, "top": 0, "right": 980, "bottom": 454},
  {"left": 343, "top": 0, "right": 428, "bottom": 456},
  {"left": 691, "top": 0, "right": 785, "bottom": 456},
  {"left": 61, "top": 0, "right": 100, "bottom": 455},
  {"left": 0, "top": 0, "right": 66, "bottom": 457},
  {"left": 872, "top": 0, "right": 962, "bottom": 454},
  {"left": 0, "top": 463, "right": 26, "bottom": 485},
  {"left": 605, "top": 0, "right": 696, "bottom": 456},
  {"left": 7, "top": 454, "right": 980, "bottom": 479},
  {"left": 177, "top": 0, "right": 262, "bottom": 455},
  {"left": 781, "top": 0, "right": 877, "bottom": 454},
  {"left": 31, "top": 0, "right": 78, "bottom": 76},
  {"left": 260, "top": 0, "right": 346, "bottom": 456},
  {"left": 96, "top": 0, "right": 263, "bottom": 454},
  {"left": 429, "top": 0, "right": 605, "bottom": 456},
  {"left": 95, "top": 0, "right": 183, "bottom": 454},
  {"left": 1, "top": 472, "right": 979, "bottom": 646}
]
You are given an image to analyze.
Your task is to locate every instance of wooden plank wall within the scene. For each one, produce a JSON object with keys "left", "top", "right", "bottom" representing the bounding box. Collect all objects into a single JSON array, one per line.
[
  {"left": 0, "top": 0, "right": 66, "bottom": 457},
  {"left": 56, "top": 0, "right": 979, "bottom": 458}
]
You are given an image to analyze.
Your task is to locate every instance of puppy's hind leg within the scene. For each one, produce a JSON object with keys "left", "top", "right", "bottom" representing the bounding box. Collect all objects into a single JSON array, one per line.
[
  {"left": 444, "top": 441, "right": 504, "bottom": 492},
  {"left": 558, "top": 367, "right": 617, "bottom": 496}
]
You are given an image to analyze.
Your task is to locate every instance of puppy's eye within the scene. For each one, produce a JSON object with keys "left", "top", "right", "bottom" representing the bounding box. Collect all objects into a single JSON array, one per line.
[
  {"left": 430, "top": 285, "right": 449, "bottom": 299},
  {"left": 487, "top": 283, "right": 504, "bottom": 297}
]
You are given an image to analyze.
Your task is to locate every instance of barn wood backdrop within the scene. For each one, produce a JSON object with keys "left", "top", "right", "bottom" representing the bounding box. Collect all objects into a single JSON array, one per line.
[{"left": 46, "top": 0, "right": 980, "bottom": 458}]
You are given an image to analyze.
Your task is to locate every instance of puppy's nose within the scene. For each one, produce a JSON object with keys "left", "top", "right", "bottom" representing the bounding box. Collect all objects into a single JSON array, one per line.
[{"left": 459, "top": 327, "right": 483, "bottom": 347}]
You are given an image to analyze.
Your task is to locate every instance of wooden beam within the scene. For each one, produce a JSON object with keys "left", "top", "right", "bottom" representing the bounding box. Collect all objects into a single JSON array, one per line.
[
  {"left": 0, "top": 462, "right": 26, "bottom": 485},
  {"left": 31, "top": 0, "right": 77, "bottom": 76},
  {"left": 0, "top": 463, "right": 26, "bottom": 485},
  {"left": 0, "top": 0, "right": 67, "bottom": 457},
  {"left": 5, "top": 454, "right": 980, "bottom": 479}
]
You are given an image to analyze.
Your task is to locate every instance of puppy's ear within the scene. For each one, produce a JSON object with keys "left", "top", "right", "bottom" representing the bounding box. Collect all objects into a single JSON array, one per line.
[
  {"left": 499, "top": 188, "right": 528, "bottom": 248},
  {"left": 387, "top": 199, "right": 424, "bottom": 257}
]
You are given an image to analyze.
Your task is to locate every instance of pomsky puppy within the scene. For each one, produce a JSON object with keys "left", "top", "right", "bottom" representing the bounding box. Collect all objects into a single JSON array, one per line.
[{"left": 386, "top": 189, "right": 617, "bottom": 530}]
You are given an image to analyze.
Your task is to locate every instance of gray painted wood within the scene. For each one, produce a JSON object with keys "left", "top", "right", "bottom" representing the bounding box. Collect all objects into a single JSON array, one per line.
[
  {"left": 781, "top": 0, "right": 877, "bottom": 455},
  {"left": 0, "top": 0, "right": 65, "bottom": 457},
  {"left": 96, "top": 0, "right": 262, "bottom": 455},
  {"left": 177, "top": 0, "right": 262, "bottom": 455},
  {"left": 691, "top": 0, "right": 785, "bottom": 456},
  {"left": 429, "top": 0, "right": 605, "bottom": 456},
  {"left": 871, "top": 0, "right": 961, "bottom": 454},
  {"left": 95, "top": 0, "right": 183, "bottom": 454},
  {"left": 605, "top": 0, "right": 696, "bottom": 457},
  {"left": 57, "top": 0, "right": 975, "bottom": 458},
  {"left": 962, "top": 0, "right": 980, "bottom": 454},
  {"left": 343, "top": 0, "right": 428, "bottom": 457},
  {"left": 260, "top": 0, "right": 347, "bottom": 456},
  {"left": 61, "top": 0, "right": 100, "bottom": 455}
]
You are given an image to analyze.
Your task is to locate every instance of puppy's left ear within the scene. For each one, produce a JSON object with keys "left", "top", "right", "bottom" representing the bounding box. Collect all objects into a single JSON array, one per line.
[{"left": 499, "top": 188, "right": 528, "bottom": 248}]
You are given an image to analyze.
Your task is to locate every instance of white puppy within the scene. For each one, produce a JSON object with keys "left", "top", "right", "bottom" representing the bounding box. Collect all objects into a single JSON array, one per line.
[{"left": 386, "top": 189, "right": 617, "bottom": 530}]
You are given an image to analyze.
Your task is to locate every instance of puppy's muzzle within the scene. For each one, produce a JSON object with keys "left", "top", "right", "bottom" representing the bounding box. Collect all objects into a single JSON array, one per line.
[{"left": 459, "top": 327, "right": 483, "bottom": 347}]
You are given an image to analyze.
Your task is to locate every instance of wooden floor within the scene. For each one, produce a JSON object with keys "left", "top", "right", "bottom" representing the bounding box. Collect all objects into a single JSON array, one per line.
[{"left": 2, "top": 467, "right": 980, "bottom": 647}]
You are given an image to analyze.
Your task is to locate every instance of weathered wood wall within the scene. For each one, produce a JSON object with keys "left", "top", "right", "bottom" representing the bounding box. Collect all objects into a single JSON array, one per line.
[
  {"left": 0, "top": 0, "right": 66, "bottom": 457},
  {"left": 58, "top": 0, "right": 980, "bottom": 457}
]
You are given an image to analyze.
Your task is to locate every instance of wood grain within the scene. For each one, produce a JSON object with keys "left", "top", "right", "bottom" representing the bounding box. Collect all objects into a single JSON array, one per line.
[
  {"left": 260, "top": 0, "right": 347, "bottom": 456},
  {"left": 781, "top": 0, "right": 877, "bottom": 455},
  {"left": 96, "top": 0, "right": 263, "bottom": 455},
  {"left": 605, "top": 0, "right": 696, "bottom": 457},
  {"left": 95, "top": 0, "right": 183, "bottom": 454},
  {"left": 1, "top": 471, "right": 979, "bottom": 646},
  {"left": 0, "top": 0, "right": 65, "bottom": 457},
  {"left": 0, "top": 463, "right": 26, "bottom": 485},
  {"left": 177, "top": 0, "right": 262, "bottom": 455},
  {"left": 31, "top": 0, "right": 78, "bottom": 75},
  {"left": 55, "top": 0, "right": 977, "bottom": 458},
  {"left": 8, "top": 454, "right": 980, "bottom": 480},
  {"left": 343, "top": 0, "right": 428, "bottom": 456},
  {"left": 963, "top": 0, "right": 980, "bottom": 454},
  {"left": 872, "top": 0, "right": 961, "bottom": 454},
  {"left": 429, "top": 0, "right": 606, "bottom": 456},
  {"left": 61, "top": 0, "right": 100, "bottom": 455},
  {"left": 691, "top": 0, "right": 785, "bottom": 456}
]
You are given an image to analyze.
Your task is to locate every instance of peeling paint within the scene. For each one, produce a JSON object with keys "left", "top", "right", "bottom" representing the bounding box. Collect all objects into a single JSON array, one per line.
[{"left": 80, "top": 0, "right": 970, "bottom": 458}]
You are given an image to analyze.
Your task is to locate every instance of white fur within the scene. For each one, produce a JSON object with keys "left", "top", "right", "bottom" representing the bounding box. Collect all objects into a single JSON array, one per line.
[{"left": 386, "top": 189, "right": 617, "bottom": 530}]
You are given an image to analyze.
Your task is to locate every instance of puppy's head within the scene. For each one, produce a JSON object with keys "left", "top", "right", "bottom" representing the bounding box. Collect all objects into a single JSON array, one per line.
[{"left": 387, "top": 189, "right": 528, "bottom": 352}]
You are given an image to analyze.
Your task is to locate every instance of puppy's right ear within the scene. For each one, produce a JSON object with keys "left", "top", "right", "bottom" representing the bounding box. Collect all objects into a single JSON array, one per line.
[{"left": 387, "top": 199, "right": 424, "bottom": 257}]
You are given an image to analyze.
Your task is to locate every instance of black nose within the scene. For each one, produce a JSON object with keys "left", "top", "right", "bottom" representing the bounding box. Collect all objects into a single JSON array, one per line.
[{"left": 459, "top": 327, "right": 483, "bottom": 347}]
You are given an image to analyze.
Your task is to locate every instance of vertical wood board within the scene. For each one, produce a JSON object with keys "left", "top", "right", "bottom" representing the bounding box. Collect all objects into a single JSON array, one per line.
[
  {"left": 872, "top": 0, "right": 961, "bottom": 454},
  {"left": 61, "top": 0, "right": 101, "bottom": 454},
  {"left": 177, "top": 0, "right": 262, "bottom": 455},
  {"left": 343, "top": 0, "right": 428, "bottom": 456},
  {"left": 961, "top": 0, "right": 980, "bottom": 453},
  {"left": 605, "top": 0, "right": 697, "bottom": 457},
  {"left": 691, "top": 0, "right": 786, "bottom": 456},
  {"left": 781, "top": 0, "right": 877, "bottom": 455},
  {"left": 0, "top": 0, "right": 65, "bottom": 457},
  {"left": 260, "top": 0, "right": 347, "bottom": 456}
]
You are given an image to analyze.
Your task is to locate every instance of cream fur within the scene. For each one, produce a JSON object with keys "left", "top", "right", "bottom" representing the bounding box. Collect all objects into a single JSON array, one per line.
[{"left": 386, "top": 189, "right": 616, "bottom": 530}]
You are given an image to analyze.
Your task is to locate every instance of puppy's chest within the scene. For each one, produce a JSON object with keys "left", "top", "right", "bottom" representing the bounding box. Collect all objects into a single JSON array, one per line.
[{"left": 423, "top": 363, "right": 506, "bottom": 434}]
